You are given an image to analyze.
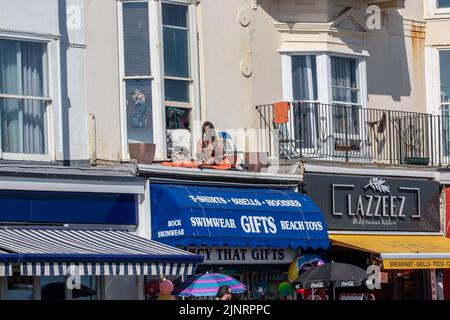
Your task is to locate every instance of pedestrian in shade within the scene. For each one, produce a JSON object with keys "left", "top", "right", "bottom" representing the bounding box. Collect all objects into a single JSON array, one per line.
[{"left": 216, "top": 285, "right": 232, "bottom": 300}]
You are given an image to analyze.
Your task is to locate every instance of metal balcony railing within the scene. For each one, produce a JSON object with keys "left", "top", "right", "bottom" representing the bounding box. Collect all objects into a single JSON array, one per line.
[{"left": 256, "top": 101, "right": 450, "bottom": 166}]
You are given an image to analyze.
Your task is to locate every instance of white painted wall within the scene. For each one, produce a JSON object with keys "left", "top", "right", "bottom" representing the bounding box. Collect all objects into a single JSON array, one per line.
[
  {"left": 0, "top": 0, "right": 59, "bottom": 35},
  {"left": 85, "top": 0, "right": 122, "bottom": 163}
]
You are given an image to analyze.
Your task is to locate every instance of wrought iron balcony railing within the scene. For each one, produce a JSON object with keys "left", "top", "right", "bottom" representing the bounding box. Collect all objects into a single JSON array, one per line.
[{"left": 256, "top": 101, "right": 450, "bottom": 166}]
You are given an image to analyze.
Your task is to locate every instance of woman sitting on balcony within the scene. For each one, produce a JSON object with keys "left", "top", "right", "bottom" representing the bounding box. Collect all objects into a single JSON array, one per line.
[
  {"left": 163, "top": 121, "right": 231, "bottom": 169},
  {"left": 196, "top": 121, "right": 227, "bottom": 166}
]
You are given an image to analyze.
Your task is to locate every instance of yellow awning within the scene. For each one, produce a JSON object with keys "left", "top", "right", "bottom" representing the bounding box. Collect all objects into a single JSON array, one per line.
[{"left": 330, "top": 234, "right": 450, "bottom": 269}]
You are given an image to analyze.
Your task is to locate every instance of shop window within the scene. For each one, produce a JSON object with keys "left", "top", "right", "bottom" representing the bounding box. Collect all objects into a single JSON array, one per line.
[
  {"left": 40, "top": 276, "right": 97, "bottom": 300},
  {"left": 7, "top": 274, "right": 33, "bottom": 300}
]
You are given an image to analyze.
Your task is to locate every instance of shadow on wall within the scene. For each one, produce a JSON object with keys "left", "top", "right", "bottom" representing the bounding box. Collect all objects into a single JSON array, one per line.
[
  {"left": 257, "top": 0, "right": 414, "bottom": 103},
  {"left": 366, "top": 10, "right": 414, "bottom": 102},
  {"left": 58, "top": 0, "right": 72, "bottom": 164}
]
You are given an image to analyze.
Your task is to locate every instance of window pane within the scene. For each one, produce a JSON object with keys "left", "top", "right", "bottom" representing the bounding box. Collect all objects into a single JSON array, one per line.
[
  {"left": 291, "top": 56, "right": 318, "bottom": 101},
  {"left": 440, "top": 50, "right": 450, "bottom": 104},
  {"left": 333, "top": 104, "right": 360, "bottom": 135},
  {"left": 165, "top": 79, "right": 189, "bottom": 102},
  {"left": 0, "top": 39, "right": 47, "bottom": 97},
  {"left": 125, "top": 80, "right": 153, "bottom": 143},
  {"left": 438, "top": 0, "right": 450, "bottom": 8},
  {"left": 162, "top": 3, "right": 188, "bottom": 27},
  {"left": 74, "top": 277, "right": 97, "bottom": 300},
  {"left": 331, "top": 56, "right": 359, "bottom": 104},
  {"left": 163, "top": 27, "right": 189, "bottom": 78},
  {"left": 0, "top": 97, "right": 48, "bottom": 154},
  {"left": 443, "top": 106, "right": 450, "bottom": 156},
  {"left": 166, "top": 106, "right": 190, "bottom": 129},
  {"left": 7, "top": 275, "right": 33, "bottom": 300},
  {"left": 40, "top": 276, "right": 97, "bottom": 300},
  {"left": 122, "top": 2, "right": 151, "bottom": 77}
]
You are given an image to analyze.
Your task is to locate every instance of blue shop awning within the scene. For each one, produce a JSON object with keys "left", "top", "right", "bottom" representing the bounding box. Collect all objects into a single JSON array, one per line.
[
  {"left": 0, "top": 228, "right": 202, "bottom": 276},
  {"left": 150, "top": 184, "right": 330, "bottom": 249}
]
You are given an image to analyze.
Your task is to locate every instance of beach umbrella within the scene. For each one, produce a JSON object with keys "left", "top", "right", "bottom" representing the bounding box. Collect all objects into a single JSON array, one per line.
[
  {"left": 296, "top": 262, "right": 369, "bottom": 300},
  {"left": 173, "top": 273, "right": 246, "bottom": 297}
]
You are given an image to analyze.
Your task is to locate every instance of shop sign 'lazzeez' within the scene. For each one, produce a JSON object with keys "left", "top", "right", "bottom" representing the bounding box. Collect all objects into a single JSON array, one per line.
[{"left": 303, "top": 173, "right": 440, "bottom": 232}]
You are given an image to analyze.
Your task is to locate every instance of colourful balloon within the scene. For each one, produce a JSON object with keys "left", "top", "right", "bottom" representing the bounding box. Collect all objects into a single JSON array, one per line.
[
  {"left": 287, "top": 254, "right": 325, "bottom": 282},
  {"left": 287, "top": 260, "right": 299, "bottom": 282},
  {"left": 159, "top": 279, "right": 174, "bottom": 295},
  {"left": 146, "top": 280, "right": 160, "bottom": 296},
  {"left": 278, "top": 281, "right": 294, "bottom": 297},
  {"left": 297, "top": 254, "right": 325, "bottom": 271}
]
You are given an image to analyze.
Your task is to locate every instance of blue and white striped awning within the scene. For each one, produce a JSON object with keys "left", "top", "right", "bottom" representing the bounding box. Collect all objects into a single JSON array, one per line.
[
  {"left": 0, "top": 228, "right": 202, "bottom": 277},
  {"left": 0, "top": 264, "right": 11, "bottom": 277},
  {"left": 0, "top": 249, "right": 12, "bottom": 276}
]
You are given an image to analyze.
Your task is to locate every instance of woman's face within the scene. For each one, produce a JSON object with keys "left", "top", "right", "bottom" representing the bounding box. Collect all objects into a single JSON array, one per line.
[{"left": 202, "top": 125, "right": 213, "bottom": 141}]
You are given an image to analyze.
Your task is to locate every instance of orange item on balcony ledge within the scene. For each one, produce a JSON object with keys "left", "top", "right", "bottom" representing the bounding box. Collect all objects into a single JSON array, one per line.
[
  {"left": 162, "top": 158, "right": 232, "bottom": 170},
  {"left": 273, "top": 101, "right": 290, "bottom": 124}
]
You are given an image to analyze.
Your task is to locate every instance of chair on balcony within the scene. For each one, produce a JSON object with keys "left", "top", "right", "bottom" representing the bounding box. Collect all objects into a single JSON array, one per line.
[
  {"left": 274, "top": 123, "right": 301, "bottom": 160},
  {"left": 218, "top": 131, "right": 244, "bottom": 171}
]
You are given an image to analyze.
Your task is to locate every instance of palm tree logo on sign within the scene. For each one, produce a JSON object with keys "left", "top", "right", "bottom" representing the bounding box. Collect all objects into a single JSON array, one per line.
[{"left": 364, "top": 178, "right": 391, "bottom": 194}]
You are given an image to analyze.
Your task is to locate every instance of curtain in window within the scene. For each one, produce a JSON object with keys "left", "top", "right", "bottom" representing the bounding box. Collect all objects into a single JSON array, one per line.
[
  {"left": 441, "top": 51, "right": 450, "bottom": 156},
  {"left": 331, "top": 56, "right": 359, "bottom": 135},
  {"left": 122, "top": 2, "right": 153, "bottom": 144},
  {"left": 441, "top": 51, "right": 450, "bottom": 105},
  {"left": 122, "top": 2, "right": 151, "bottom": 77},
  {"left": 0, "top": 39, "right": 47, "bottom": 154},
  {"left": 291, "top": 56, "right": 318, "bottom": 149}
]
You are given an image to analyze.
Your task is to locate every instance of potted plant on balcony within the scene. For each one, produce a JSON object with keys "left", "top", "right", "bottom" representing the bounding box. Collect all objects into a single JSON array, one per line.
[{"left": 401, "top": 122, "right": 430, "bottom": 166}]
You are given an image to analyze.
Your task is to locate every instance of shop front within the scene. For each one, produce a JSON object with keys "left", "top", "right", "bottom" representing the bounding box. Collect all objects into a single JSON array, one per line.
[
  {"left": 303, "top": 172, "right": 449, "bottom": 300},
  {"left": 0, "top": 174, "right": 202, "bottom": 300},
  {"left": 150, "top": 182, "right": 330, "bottom": 300}
]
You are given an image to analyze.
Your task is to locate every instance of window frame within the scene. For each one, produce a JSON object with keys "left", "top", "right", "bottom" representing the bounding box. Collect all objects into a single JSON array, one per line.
[
  {"left": 426, "top": 0, "right": 450, "bottom": 18},
  {"left": 282, "top": 51, "right": 367, "bottom": 154},
  {"left": 436, "top": 0, "right": 450, "bottom": 13},
  {"left": 0, "top": 35, "right": 55, "bottom": 162},
  {"left": 118, "top": 0, "right": 200, "bottom": 161},
  {"left": 162, "top": 1, "right": 193, "bottom": 106},
  {"left": 284, "top": 54, "right": 320, "bottom": 152},
  {"left": 439, "top": 49, "right": 450, "bottom": 110}
]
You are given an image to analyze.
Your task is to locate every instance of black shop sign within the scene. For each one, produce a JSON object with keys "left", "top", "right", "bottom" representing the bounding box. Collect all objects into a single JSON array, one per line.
[{"left": 303, "top": 174, "right": 440, "bottom": 232}]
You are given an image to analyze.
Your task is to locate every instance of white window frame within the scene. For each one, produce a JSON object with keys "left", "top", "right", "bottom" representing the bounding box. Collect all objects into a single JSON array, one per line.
[
  {"left": 0, "top": 34, "right": 57, "bottom": 162},
  {"left": 282, "top": 51, "right": 367, "bottom": 157},
  {"left": 425, "top": 0, "right": 450, "bottom": 18},
  {"left": 438, "top": 49, "right": 450, "bottom": 110},
  {"left": 118, "top": 0, "right": 200, "bottom": 161},
  {"left": 426, "top": 47, "right": 450, "bottom": 115},
  {"left": 282, "top": 54, "right": 320, "bottom": 153},
  {"left": 329, "top": 53, "right": 366, "bottom": 142},
  {"left": 425, "top": 46, "right": 450, "bottom": 161}
]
